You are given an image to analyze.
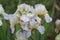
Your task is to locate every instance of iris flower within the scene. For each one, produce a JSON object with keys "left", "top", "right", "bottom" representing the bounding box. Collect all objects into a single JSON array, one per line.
[
  {"left": 35, "top": 4, "right": 52, "bottom": 23},
  {"left": 55, "top": 19, "right": 60, "bottom": 33},
  {"left": 0, "top": 3, "right": 52, "bottom": 39}
]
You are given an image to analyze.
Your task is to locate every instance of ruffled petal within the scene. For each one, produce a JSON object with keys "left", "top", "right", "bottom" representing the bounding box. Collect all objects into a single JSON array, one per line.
[{"left": 35, "top": 4, "right": 47, "bottom": 15}]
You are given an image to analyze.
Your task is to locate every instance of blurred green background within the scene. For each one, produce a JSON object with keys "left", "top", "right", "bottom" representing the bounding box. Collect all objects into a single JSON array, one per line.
[{"left": 0, "top": 0, "right": 60, "bottom": 40}]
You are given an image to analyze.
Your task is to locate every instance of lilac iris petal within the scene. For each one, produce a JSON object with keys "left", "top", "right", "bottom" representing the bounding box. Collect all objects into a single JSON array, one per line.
[
  {"left": 23, "top": 30, "right": 31, "bottom": 38},
  {"left": 37, "top": 25, "right": 45, "bottom": 34}
]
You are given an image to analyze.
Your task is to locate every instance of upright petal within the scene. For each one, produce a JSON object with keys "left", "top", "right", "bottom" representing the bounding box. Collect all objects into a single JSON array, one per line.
[
  {"left": 35, "top": 4, "right": 47, "bottom": 15},
  {"left": 17, "top": 3, "right": 30, "bottom": 14},
  {"left": 29, "top": 6, "right": 35, "bottom": 14},
  {"left": 0, "top": 4, "right": 5, "bottom": 14}
]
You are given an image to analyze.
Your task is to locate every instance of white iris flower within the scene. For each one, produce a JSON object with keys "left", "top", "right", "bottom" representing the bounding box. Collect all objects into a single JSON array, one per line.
[
  {"left": 0, "top": 3, "right": 52, "bottom": 37},
  {"left": 55, "top": 19, "right": 60, "bottom": 33}
]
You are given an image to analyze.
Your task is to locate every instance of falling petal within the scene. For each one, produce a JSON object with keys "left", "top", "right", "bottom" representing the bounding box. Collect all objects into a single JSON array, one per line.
[
  {"left": 44, "top": 13, "right": 52, "bottom": 23},
  {"left": 37, "top": 25, "right": 45, "bottom": 34},
  {"left": 23, "top": 30, "right": 31, "bottom": 38},
  {"left": 3, "top": 13, "right": 9, "bottom": 20},
  {"left": 8, "top": 14, "right": 18, "bottom": 24},
  {"left": 0, "top": 19, "right": 2, "bottom": 26},
  {"left": 16, "top": 30, "right": 28, "bottom": 40},
  {"left": 10, "top": 25, "right": 15, "bottom": 34},
  {"left": 16, "top": 30, "right": 23, "bottom": 38}
]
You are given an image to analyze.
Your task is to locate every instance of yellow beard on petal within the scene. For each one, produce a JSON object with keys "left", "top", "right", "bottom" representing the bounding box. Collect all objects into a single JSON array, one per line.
[
  {"left": 21, "top": 9, "right": 27, "bottom": 14},
  {"left": 35, "top": 23, "right": 39, "bottom": 29},
  {"left": 38, "top": 10, "right": 46, "bottom": 16}
]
